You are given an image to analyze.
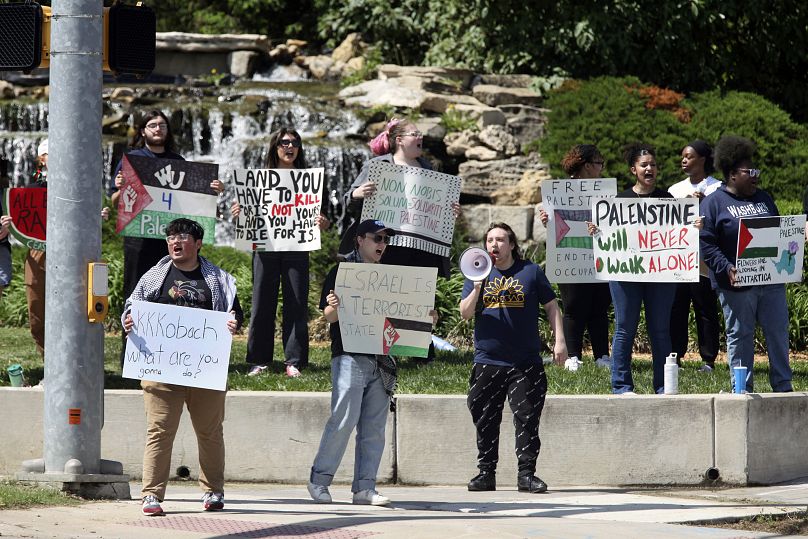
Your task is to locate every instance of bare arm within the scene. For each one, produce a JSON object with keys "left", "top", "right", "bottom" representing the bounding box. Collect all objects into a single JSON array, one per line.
[
  {"left": 323, "top": 290, "right": 340, "bottom": 323},
  {"left": 459, "top": 281, "right": 483, "bottom": 320},
  {"left": 542, "top": 299, "right": 568, "bottom": 365}
]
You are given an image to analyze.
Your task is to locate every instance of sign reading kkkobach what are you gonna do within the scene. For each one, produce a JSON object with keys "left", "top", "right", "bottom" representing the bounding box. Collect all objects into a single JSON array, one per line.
[
  {"left": 734, "top": 214, "right": 806, "bottom": 285},
  {"left": 334, "top": 263, "right": 437, "bottom": 358},
  {"left": 542, "top": 178, "right": 617, "bottom": 283},
  {"left": 592, "top": 198, "right": 700, "bottom": 283},
  {"left": 122, "top": 301, "right": 234, "bottom": 391},
  {"left": 231, "top": 168, "right": 324, "bottom": 252}
]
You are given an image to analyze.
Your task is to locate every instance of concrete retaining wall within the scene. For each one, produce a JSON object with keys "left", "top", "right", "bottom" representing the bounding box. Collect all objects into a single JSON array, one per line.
[{"left": 2, "top": 388, "right": 807, "bottom": 486}]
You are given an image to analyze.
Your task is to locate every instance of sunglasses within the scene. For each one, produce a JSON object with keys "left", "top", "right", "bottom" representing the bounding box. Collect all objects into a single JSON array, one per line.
[
  {"left": 737, "top": 168, "right": 762, "bottom": 178},
  {"left": 279, "top": 139, "right": 302, "bottom": 148},
  {"left": 364, "top": 233, "right": 391, "bottom": 244}
]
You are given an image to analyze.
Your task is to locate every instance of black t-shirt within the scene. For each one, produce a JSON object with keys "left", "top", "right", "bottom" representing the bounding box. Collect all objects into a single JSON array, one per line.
[
  {"left": 320, "top": 265, "right": 345, "bottom": 357},
  {"left": 158, "top": 264, "right": 213, "bottom": 311}
]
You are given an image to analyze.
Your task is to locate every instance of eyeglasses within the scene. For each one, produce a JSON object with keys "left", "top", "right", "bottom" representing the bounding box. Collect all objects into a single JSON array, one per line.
[
  {"left": 145, "top": 122, "right": 168, "bottom": 131},
  {"left": 400, "top": 131, "right": 423, "bottom": 138},
  {"left": 166, "top": 233, "right": 193, "bottom": 243},
  {"left": 737, "top": 168, "right": 762, "bottom": 178},
  {"left": 279, "top": 139, "right": 302, "bottom": 148},
  {"left": 364, "top": 233, "right": 390, "bottom": 244}
]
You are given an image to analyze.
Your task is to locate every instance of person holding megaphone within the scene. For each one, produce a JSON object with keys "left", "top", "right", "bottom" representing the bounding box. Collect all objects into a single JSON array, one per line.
[{"left": 459, "top": 222, "right": 567, "bottom": 494}]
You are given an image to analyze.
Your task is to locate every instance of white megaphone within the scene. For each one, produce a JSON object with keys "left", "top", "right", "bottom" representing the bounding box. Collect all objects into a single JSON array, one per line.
[{"left": 459, "top": 247, "right": 494, "bottom": 281}]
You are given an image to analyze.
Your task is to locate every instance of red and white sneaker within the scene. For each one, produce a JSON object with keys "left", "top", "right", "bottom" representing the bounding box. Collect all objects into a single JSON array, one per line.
[
  {"left": 202, "top": 491, "right": 224, "bottom": 511},
  {"left": 285, "top": 365, "right": 301, "bottom": 378},
  {"left": 142, "top": 495, "right": 164, "bottom": 516}
]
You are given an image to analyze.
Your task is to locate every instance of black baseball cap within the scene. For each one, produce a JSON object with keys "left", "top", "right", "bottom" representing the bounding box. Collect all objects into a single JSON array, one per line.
[{"left": 356, "top": 219, "right": 396, "bottom": 237}]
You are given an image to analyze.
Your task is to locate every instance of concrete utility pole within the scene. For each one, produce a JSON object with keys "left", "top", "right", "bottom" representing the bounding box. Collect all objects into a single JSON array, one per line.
[{"left": 18, "top": 0, "right": 128, "bottom": 499}]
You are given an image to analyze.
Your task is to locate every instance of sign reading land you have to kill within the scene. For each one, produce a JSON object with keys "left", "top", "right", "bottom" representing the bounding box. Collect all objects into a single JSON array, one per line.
[
  {"left": 122, "top": 301, "right": 234, "bottom": 391},
  {"left": 592, "top": 198, "right": 700, "bottom": 282},
  {"left": 232, "top": 168, "right": 324, "bottom": 252},
  {"left": 334, "top": 263, "right": 437, "bottom": 358},
  {"left": 361, "top": 161, "right": 461, "bottom": 257},
  {"left": 542, "top": 178, "right": 617, "bottom": 283},
  {"left": 734, "top": 215, "right": 806, "bottom": 285}
]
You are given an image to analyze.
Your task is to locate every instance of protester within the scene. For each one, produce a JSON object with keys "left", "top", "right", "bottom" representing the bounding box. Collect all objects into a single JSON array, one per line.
[
  {"left": 308, "top": 219, "right": 433, "bottom": 506},
  {"left": 0, "top": 195, "right": 10, "bottom": 300},
  {"left": 23, "top": 140, "right": 49, "bottom": 355},
  {"left": 540, "top": 144, "right": 612, "bottom": 371},
  {"left": 111, "top": 111, "right": 224, "bottom": 363},
  {"left": 700, "top": 135, "right": 792, "bottom": 392},
  {"left": 589, "top": 143, "right": 677, "bottom": 394},
  {"left": 122, "top": 218, "right": 243, "bottom": 516},
  {"left": 233, "top": 128, "right": 328, "bottom": 378},
  {"left": 668, "top": 140, "right": 722, "bottom": 372},
  {"left": 459, "top": 222, "right": 567, "bottom": 493}
]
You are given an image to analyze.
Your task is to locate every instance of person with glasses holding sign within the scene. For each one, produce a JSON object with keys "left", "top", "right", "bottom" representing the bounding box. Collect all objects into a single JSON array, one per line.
[
  {"left": 700, "top": 135, "right": 793, "bottom": 393},
  {"left": 231, "top": 127, "right": 329, "bottom": 378}
]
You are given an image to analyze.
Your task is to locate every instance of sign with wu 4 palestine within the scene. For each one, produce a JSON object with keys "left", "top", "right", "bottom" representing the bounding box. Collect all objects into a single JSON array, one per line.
[
  {"left": 735, "top": 215, "right": 806, "bottom": 286},
  {"left": 334, "top": 263, "right": 437, "bottom": 357},
  {"left": 116, "top": 155, "right": 219, "bottom": 243},
  {"left": 4, "top": 187, "right": 47, "bottom": 250}
]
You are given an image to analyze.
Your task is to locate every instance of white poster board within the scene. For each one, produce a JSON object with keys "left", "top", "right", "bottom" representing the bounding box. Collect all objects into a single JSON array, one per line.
[
  {"left": 735, "top": 215, "right": 806, "bottom": 285},
  {"left": 232, "top": 167, "right": 324, "bottom": 252},
  {"left": 361, "top": 161, "right": 461, "bottom": 257},
  {"left": 542, "top": 178, "right": 617, "bottom": 283},
  {"left": 334, "top": 263, "right": 437, "bottom": 357},
  {"left": 122, "top": 301, "right": 234, "bottom": 391},
  {"left": 592, "top": 198, "right": 700, "bottom": 283}
]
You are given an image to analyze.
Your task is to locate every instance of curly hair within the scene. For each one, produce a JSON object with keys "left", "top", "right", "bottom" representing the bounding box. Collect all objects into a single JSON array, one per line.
[
  {"left": 561, "top": 144, "right": 602, "bottom": 177},
  {"left": 623, "top": 142, "right": 656, "bottom": 167},
  {"left": 713, "top": 135, "right": 756, "bottom": 179}
]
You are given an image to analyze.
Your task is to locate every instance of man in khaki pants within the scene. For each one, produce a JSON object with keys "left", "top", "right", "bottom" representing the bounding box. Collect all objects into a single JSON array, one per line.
[{"left": 122, "top": 218, "right": 243, "bottom": 516}]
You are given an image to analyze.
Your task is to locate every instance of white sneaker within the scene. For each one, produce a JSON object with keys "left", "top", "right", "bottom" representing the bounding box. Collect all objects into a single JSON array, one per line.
[
  {"left": 352, "top": 489, "right": 390, "bottom": 506},
  {"left": 564, "top": 356, "right": 583, "bottom": 372},
  {"left": 595, "top": 355, "right": 611, "bottom": 369},
  {"left": 307, "top": 482, "right": 332, "bottom": 503},
  {"left": 620, "top": 391, "right": 637, "bottom": 396}
]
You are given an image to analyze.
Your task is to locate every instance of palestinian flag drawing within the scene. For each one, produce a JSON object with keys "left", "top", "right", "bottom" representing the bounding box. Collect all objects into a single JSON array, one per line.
[
  {"left": 383, "top": 317, "right": 433, "bottom": 357},
  {"left": 5, "top": 187, "right": 47, "bottom": 251},
  {"left": 554, "top": 209, "right": 593, "bottom": 249},
  {"left": 116, "top": 154, "right": 219, "bottom": 243},
  {"left": 735, "top": 215, "right": 806, "bottom": 286}
]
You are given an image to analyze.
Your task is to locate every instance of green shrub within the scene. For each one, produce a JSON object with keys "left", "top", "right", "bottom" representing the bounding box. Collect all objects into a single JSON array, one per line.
[
  {"left": 340, "top": 47, "right": 383, "bottom": 88},
  {"left": 440, "top": 107, "right": 478, "bottom": 134}
]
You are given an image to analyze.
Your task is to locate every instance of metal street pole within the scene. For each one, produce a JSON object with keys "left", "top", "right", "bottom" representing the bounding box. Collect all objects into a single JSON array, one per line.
[{"left": 18, "top": 0, "right": 128, "bottom": 499}]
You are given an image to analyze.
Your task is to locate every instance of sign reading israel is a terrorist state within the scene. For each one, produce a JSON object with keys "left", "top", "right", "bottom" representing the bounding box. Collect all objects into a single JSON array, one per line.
[
  {"left": 542, "top": 178, "right": 617, "bottom": 283},
  {"left": 116, "top": 155, "right": 219, "bottom": 243},
  {"left": 592, "top": 198, "right": 700, "bottom": 283},
  {"left": 360, "top": 161, "right": 461, "bottom": 257},
  {"left": 231, "top": 167, "right": 324, "bottom": 252},
  {"left": 122, "top": 301, "right": 234, "bottom": 391},
  {"left": 5, "top": 187, "right": 47, "bottom": 250},
  {"left": 734, "top": 215, "right": 806, "bottom": 286},
  {"left": 334, "top": 263, "right": 437, "bottom": 357}
]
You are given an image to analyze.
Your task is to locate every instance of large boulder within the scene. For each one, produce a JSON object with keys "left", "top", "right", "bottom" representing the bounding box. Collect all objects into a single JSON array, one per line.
[
  {"left": 304, "top": 55, "right": 336, "bottom": 80},
  {"left": 462, "top": 204, "right": 536, "bottom": 241},
  {"left": 476, "top": 74, "right": 535, "bottom": 88},
  {"left": 413, "top": 117, "right": 446, "bottom": 142},
  {"left": 477, "top": 125, "right": 520, "bottom": 156},
  {"left": 332, "top": 33, "right": 364, "bottom": 63},
  {"left": 500, "top": 105, "right": 549, "bottom": 148},
  {"left": 228, "top": 51, "right": 260, "bottom": 78},
  {"left": 338, "top": 79, "right": 427, "bottom": 109},
  {"left": 489, "top": 167, "right": 550, "bottom": 205},
  {"left": 0, "top": 80, "right": 14, "bottom": 99},
  {"left": 377, "top": 64, "right": 474, "bottom": 89},
  {"left": 472, "top": 84, "right": 542, "bottom": 107},
  {"left": 156, "top": 32, "right": 270, "bottom": 53},
  {"left": 420, "top": 93, "right": 486, "bottom": 114},
  {"left": 445, "top": 130, "right": 478, "bottom": 157},
  {"left": 465, "top": 146, "right": 500, "bottom": 161},
  {"left": 458, "top": 153, "right": 545, "bottom": 199},
  {"left": 452, "top": 103, "right": 506, "bottom": 128}
]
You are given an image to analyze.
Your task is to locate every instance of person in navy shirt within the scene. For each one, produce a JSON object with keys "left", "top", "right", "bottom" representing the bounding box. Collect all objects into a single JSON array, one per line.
[{"left": 459, "top": 222, "right": 567, "bottom": 494}]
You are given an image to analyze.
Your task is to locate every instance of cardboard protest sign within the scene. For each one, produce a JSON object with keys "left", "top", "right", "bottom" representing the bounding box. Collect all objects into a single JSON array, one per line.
[
  {"left": 231, "top": 167, "right": 324, "bottom": 252},
  {"left": 542, "top": 178, "right": 617, "bottom": 283},
  {"left": 122, "top": 301, "right": 234, "bottom": 391},
  {"left": 116, "top": 154, "right": 219, "bottom": 243},
  {"left": 334, "top": 263, "right": 437, "bottom": 357},
  {"left": 361, "top": 161, "right": 461, "bottom": 257},
  {"left": 4, "top": 187, "right": 47, "bottom": 250},
  {"left": 735, "top": 215, "right": 806, "bottom": 285},
  {"left": 592, "top": 198, "right": 700, "bottom": 283}
]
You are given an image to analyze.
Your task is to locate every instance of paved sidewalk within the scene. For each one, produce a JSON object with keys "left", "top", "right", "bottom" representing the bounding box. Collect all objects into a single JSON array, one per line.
[{"left": 1, "top": 481, "right": 807, "bottom": 538}]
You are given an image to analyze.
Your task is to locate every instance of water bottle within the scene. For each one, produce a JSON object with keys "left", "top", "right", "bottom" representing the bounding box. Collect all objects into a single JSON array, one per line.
[{"left": 663, "top": 353, "right": 678, "bottom": 395}]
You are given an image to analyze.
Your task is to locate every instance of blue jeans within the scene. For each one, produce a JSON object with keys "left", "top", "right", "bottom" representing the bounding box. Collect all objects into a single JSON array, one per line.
[
  {"left": 609, "top": 281, "right": 676, "bottom": 394},
  {"left": 718, "top": 285, "right": 792, "bottom": 392},
  {"left": 310, "top": 354, "right": 389, "bottom": 492}
]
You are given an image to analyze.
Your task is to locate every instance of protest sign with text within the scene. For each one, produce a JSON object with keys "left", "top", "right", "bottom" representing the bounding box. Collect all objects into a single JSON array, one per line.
[
  {"left": 334, "top": 263, "right": 437, "bottom": 357},
  {"left": 231, "top": 167, "right": 324, "bottom": 252},
  {"left": 735, "top": 215, "right": 806, "bottom": 286},
  {"left": 116, "top": 155, "right": 219, "bottom": 243},
  {"left": 5, "top": 187, "right": 46, "bottom": 250},
  {"left": 122, "top": 301, "right": 234, "bottom": 391},
  {"left": 592, "top": 198, "right": 700, "bottom": 282},
  {"left": 542, "top": 178, "right": 617, "bottom": 283},
  {"left": 361, "top": 161, "right": 461, "bottom": 257}
]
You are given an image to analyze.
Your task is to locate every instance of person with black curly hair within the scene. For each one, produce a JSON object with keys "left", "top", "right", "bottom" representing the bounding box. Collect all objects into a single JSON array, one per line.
[{"left": 700, "top": 135, "right": 792, "bottom": 393}]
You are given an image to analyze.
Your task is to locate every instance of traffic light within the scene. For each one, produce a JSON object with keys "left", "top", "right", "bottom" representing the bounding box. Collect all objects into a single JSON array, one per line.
[
  {"left": 103, "top": 2, "right": 156, "bottom": 76},
  {"left": 0, "top": 2, "right": 51, "bottom": 71}
]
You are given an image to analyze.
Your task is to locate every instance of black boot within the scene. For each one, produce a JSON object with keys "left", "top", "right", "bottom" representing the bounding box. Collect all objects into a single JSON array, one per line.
[
  {"left": 517, "top": 474, "right": 548, "bottom": 493},
  {"left": 467, "top": 471, "right": 496, "bottom": 491}
]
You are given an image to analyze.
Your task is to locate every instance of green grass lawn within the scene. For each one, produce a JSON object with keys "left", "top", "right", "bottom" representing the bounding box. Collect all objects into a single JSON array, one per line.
[
  {"left": 0, "top": 480, "right": 82, "bottom": 510},
  {"left": 1, "top": 326, "right": 807, "bottom": 394}
]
